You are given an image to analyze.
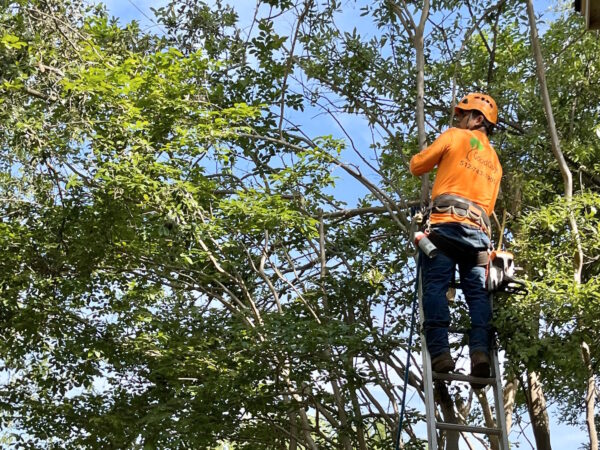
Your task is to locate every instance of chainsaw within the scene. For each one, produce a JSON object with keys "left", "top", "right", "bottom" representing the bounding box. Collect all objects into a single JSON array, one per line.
[{"left": 487, "top": 250, "right": 528, "bottom": 295}]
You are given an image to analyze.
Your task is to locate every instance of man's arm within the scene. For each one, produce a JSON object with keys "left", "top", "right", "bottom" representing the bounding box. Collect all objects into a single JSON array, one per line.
[{"left": 409, "top": 128, "right": 454, "bottom": 176}]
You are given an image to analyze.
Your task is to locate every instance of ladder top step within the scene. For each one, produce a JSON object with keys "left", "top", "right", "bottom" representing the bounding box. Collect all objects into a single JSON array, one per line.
[
  {"left": 432, "top": 371, "right": 496, "bottom": 385},
  {"left": 436, "top": 421, "right": 502, "bottom": 435}
]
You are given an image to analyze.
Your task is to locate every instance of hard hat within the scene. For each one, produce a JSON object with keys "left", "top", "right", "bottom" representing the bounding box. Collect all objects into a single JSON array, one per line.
[{"left": 455, "top": 93, "right": 498, "bottom": 125}]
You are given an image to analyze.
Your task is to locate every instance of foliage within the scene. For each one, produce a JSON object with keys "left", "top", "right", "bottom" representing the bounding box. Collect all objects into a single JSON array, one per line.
[
  {"left": 499, "top": 193, "right": 600, "bottom": 423},
  {"left": 0, "top": 0, "right": 599, "bottom": 448}
]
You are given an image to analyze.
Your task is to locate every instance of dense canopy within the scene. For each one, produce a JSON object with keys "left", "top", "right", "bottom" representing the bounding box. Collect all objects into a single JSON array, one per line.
[{"left": 0, "top": 0, "right": 599, "bottom": 449}]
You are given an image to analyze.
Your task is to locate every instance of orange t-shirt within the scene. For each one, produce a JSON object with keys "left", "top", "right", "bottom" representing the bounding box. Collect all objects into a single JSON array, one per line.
[{"left": 409, "top": 128, "right": 502, "bottom": 229}]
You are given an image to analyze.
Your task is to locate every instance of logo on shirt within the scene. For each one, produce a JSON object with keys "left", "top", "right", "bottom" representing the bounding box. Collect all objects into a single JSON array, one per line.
[
  {"left": 459, "top": 137, "right": 499, "bottom": 184},
  {"left": 469, "top": 137, "right": 484, "bottom": 150}
]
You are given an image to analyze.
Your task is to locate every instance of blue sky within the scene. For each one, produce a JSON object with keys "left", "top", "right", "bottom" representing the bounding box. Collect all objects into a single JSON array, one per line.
[{"left": 102, "top": 1, "right": 591, "bottom": 448}]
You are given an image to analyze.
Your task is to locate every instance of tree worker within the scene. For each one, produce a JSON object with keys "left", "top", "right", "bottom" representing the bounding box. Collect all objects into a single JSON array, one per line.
[{"left": 409, "top": 93, "right": 502, "bottom": 386}]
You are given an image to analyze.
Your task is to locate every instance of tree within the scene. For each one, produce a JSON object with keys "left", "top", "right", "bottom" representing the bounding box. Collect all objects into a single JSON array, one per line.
[{"left": 1, "top": 0, "right": 599, "bottom": 449}]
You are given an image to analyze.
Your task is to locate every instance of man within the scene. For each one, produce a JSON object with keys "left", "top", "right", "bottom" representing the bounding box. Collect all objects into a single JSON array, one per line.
[{"left": 409, "top": 93, "right": 502, "bottom": 385}]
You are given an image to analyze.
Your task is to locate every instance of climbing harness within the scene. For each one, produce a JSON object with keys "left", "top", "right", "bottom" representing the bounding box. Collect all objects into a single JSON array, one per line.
[
  {"left": 420, "top": 195, "right": 528, "bottom": 294},
  {"left": 431, "top": 194, "right": 492, "bottom": 236}
]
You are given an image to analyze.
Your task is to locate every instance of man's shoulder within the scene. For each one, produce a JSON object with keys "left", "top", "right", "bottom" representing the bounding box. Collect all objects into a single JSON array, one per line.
[
  {"left": 434, "top": 127, "right": 473, "bottom": 149},
  {"left": 440, "top": 127, "right": 461, "bottom": 136},
  {"left": 433, "top": 127, "right": 462, "bottom": 144}
]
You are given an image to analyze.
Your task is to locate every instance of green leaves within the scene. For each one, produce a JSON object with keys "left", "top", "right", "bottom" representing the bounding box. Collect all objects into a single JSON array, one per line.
[
  {"left": 500, "top": 193, "right": 600, "bottom": 409},
  {"left": 0, "top": 2, "right": 361, "bottom": 447},
  {"left": 1, "top": 34, "right": 27, "bottom": 50},
  {"left": 2, "top": 0, "right": 600, "bottom": 447}
]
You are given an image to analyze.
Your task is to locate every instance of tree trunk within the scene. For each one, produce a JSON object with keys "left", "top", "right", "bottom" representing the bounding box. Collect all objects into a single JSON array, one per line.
[
  {"left": 349, "top": 387, "right": 368, "bottom": 450},
  {"left": 503, "top": 377, "right": 519, "bottom": 435},
  {"left": 582, "top": 342, "right": 598, "bottom": 450},
  {"left": 435, "top": 383, "right": 460, "bottom": 450},
  {"left": 329, "top": 378, "right": 353, "bottom": 450},
  {"left": 414, "top": 1, "right": 430, "bottom": 206},
  {"left": 476, "top": 390, "right": 499, "bottom": 450},
  {"left": 289, "top": 411, "right": 298, "bottom": 450},
  {"left": 318, "top": 216, "right": 353, "bottom": 450},
  {"left": 525, "top": 0, "right": 584, "bottom": 278},
  {"left": 525, "top": 371, "right": 552, "bottom": 450},
  {"left": 283, "top": 369, "right": 318, "bottom": 450},
  {"left": 524, "top": 0, "right": 573, "bottom": 200}
]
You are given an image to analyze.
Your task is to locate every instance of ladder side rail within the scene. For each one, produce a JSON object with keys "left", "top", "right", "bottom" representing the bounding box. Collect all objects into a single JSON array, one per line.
[
  {"left": 489, "top": 293, "right": 510, "bottom": 450},
  {"left": 418, "top": 265, "right": 439, "bottom": 450}
]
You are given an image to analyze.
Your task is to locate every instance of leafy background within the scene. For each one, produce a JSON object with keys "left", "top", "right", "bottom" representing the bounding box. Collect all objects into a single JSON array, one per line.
[{"left": 0, "top": 0, "right": 599, "bottom": 448}]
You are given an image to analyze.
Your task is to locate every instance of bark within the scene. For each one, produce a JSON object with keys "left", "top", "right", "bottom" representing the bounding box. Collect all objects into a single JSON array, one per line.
[
  {"left": 318, "top": 216, "right": 353, "bottom": 450},
  {"left": 389, "top": 0, "right": 429, "bottom": 203},
  {"left": 525, "top": 371, "right": 552, "bottom": 450},
  {"left": 289, "top": 412, "right": 298, "bottom": 450},
  {"left": 503, "top": 377, "right": 519, "bottom": 435},
  {"left": 298, "top": 407, "right": 319, "bottom": 449},
  {"left": 282, "top": 370, "right": 318, "bottom": 450},
  {"left": 435, "top": 383, "right": 460, "bottom": 450},
  {"left": 476, "top": 390, "right": 499, "bottom": 450},
  {"left": 415, "top": 1, "right": 430, "bottom": 206},
  {"left": 349, "top": 387, "right": 368, "bottom": 450},
  {"left": 278, "top": 0, "right": 313, "bottom": 135},
  {"left": 525, "top": 0, "right": 583, "bottom": 270},
  {"left": 329, "top": 379, "right": 353, "bottom": 450},
  {"left": 525, "top": 0, "right": 573, "bottom": 199},
  {"left": 582, "top": 342, "right": 598, "bottom": 450},
  {"left": 387, "top": 3, "right": 433, "bottom": 446}
]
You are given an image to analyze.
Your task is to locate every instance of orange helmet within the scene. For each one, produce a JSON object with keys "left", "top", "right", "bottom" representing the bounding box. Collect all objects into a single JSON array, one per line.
[{"left": 455, "top": 93, "right": 498, "bottom": 125}]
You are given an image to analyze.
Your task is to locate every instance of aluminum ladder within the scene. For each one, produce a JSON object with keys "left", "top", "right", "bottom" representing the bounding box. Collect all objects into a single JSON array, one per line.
[{"left": 418, "top": 272, "right": 510, "bottom": 450}]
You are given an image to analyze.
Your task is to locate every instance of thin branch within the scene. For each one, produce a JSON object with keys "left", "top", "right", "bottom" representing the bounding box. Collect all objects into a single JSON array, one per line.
[
  {"left": 386, "top": 0, "right": 416, "bottom": 37},
  {"left": 279, "top": 0, "right": 313, "bottom": 134},
  {"left": 322, "top": 203, "right": 420, "bottom": 219},
  {"left": 23, "top": 86, "right": 59, "bottom": 102}
]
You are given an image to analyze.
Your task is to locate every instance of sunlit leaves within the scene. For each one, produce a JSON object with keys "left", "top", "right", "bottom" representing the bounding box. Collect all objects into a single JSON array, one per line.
[{"left": 1, "top": 34, "right": 27, "bottom": 50}]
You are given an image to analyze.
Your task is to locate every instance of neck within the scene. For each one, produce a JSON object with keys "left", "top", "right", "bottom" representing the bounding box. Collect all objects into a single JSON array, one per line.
[{"left": 469, "top": 126, "right": 487, "bottom": 135}]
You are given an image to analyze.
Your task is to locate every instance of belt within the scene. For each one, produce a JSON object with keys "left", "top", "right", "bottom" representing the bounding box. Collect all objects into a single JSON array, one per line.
[{"left": 430, "top": 194, "right": 492, "bottom": 235}]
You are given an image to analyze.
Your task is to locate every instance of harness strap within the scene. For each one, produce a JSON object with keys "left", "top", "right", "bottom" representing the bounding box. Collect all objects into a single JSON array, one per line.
[{"left": 431, "top": 194, "right": 492, "bottom": 236}]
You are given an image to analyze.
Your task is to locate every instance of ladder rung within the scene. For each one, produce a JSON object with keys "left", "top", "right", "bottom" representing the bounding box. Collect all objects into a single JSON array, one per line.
[
  {"left": 436, "top": 421, "right": 502, "bottom": 435},
  {"left": 432, "top": 372, "right": 496, "bottom": 385}
]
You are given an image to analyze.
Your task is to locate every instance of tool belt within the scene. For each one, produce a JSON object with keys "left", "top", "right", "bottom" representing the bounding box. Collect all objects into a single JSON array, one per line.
[
  {"left": 427, "top": 230, "right": 489, "bottom": 267},
  {"left": 430, "top": 194, "right": 491, "bottom": 236}
]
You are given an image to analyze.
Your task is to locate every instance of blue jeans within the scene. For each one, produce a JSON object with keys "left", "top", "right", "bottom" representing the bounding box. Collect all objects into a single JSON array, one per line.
[{"left": 421, "top": 223, "right": 492, "bottom": 358}]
